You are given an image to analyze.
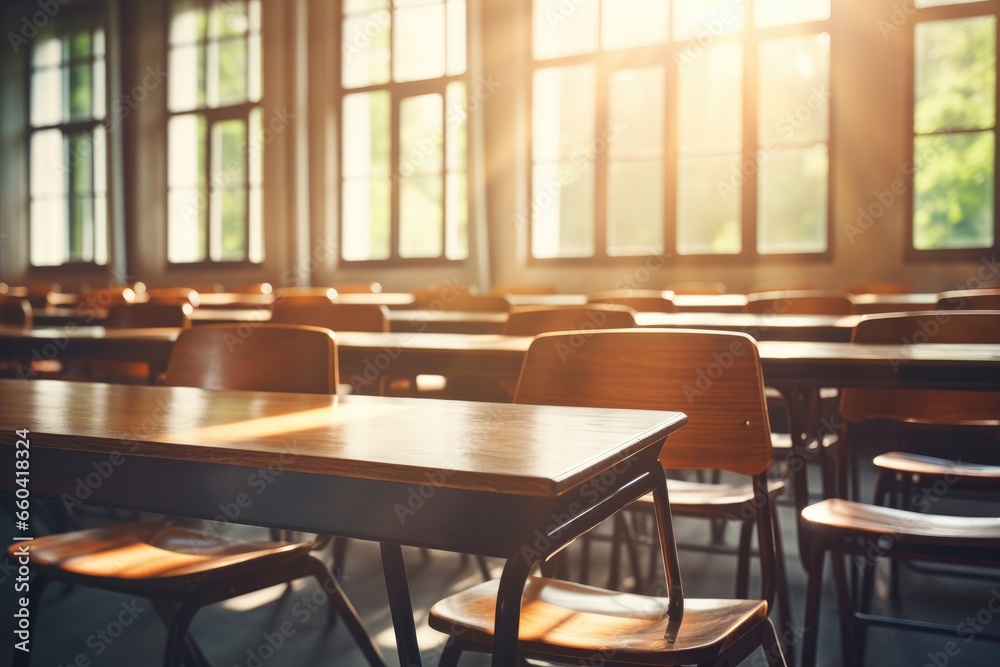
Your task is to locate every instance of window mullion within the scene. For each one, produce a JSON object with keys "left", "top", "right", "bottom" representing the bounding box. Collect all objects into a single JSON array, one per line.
[
  {"left": 390, "top": 90, "right": 401, "bottom": 261},
  {"left": 742, "top": 14, "right": 759, "bottom": 258},
  {"left": 595, "top": 60, "right": 609, "bottom": 259}
]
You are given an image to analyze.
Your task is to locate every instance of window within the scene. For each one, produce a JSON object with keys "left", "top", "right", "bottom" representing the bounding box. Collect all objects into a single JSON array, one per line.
[
  {"left": 910, "top": 0, "right": 998, "bottom": 256},
  {"left": 339, "top": 0, "right": 469, "bottom": 262},
  {"left": 529, "top": 0, "right": 831, "bottom": 260},
  {"left": 167, "top": 0, "right": 263, "bottom": 264},
  {"left": 28, "top": 10, "right": 108, "bottom": 267}
]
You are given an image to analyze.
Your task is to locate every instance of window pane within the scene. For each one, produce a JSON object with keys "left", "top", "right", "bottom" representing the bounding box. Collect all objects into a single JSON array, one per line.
[
  {"left": 342, "top": 11, "right": 392, "bottom": 88},
  {"left": 169, "top": 114, "right": 205, "bottom": 189},
  {"left": 92, "top": 57, "right": 106, "bottom": 118},
  {"left": 533, "top": 65, "right": 596, "bottom": 162},
  {"left": 446, "top": 172, "right": 468, "bottom": 259},
  {"left": 400, "top": 94, "right": 443, "bottom": 177},
  {"left": 31, "top": 199, "right": 68, "bottom": 266},
  {"left": 609, "top": 67, "right": 664, "bottom": 159},
  {"left": 758, "top": 145, "right": 828, "bottom": 254},
  {"left": 249, "top": 107, "right": 263, "bottom": 188},
  {"left": 343, "top": 91, "right": 391, "bottom": 178},
  {"left": 400, "top": 176, "right": 443, "bottom": 258},
  {"left": 531, "top": 161, "right": 595, "bottom": 258},
  {"left": 677, "top": 155, "right": 741, "bottom": 255},
  {"left": 210, "top": 1, "right": 250, "bottom": 38},
  {"left": 446, "top": 81, "right": 467, "bottom": 171},
  {"left": 211, "top": 188, "right": 247, "bottom": 261},
  {"left": 170, "top": 0, "right": 204, "bottom": 44},
  {"left": 31, "top": 130, "right": 65, "bottom": 198},
  {"left": 33, "top": 23, "right": 61, "bottom": 67},
  {"left": 678, "top": 42, "right": 742, "bottom": 153},
  {"left": 759, "top": 34, "right": 830, "bottom": 146},
  {"left": 915, "top": 17, "right": 996, "bottom": 134},
  {"left": 346, "top": 0, "right": 389, "bottom": 11},
  {"left": 394, "top": 3, "right": 446, "bottom": 82},
  {"left": 69, "top": 64, "right": 93, "bottom": 120},
  {"left": 755, "top": 0, "right": 829, "bottom": 27},
  {"left": 31, "top": 69, "right": 63, "bottom": 126},
  {"left": 446, "top": 0, "right": 466, "bottom": 75},
  {"left": 169, "top": 188, "right": 207, "bottom": 263},
  {"left": 69, "top": 23, "right": 91, "bottom": 59},
  {"left": 533, "top": 0, "right": 599, "bottom": 59},
  {"left": 212, "top": 119, "right": 247, "bottom": 189},
  {"left": 249, "top": 187, "right": 263, "bottom": 263},
  {"left": 95, "top": 195, "right": 109, "bottom": 265},
  {"left": 607, "top": 160, "right": 663, "bottom": 256},
  {"left": 211, "top": 38, "right": 248, "bottom": 106},
  {"left": 70, "top": 195, "right": 94, "bottom": 261},
  {"left": 602, "top": 0, "right": 668, "bottom": 50},
  {"left": 342, "top": 178, "right": 391, "bottom": 260},
  {"left": 914, "top": 132, "right": 995, "bottom": 250},
  {"left": 169, "top": 44, "right": 202, "bottom": 112},
  {"left": 93, "top": 125, "right": 107, "bottom": 194},
  {"left": 68, "top": 134, "right": 93, "bottom": 194},
  {"left": 673, "top": 0, "right": 743, "bottom": 41},
  {"left": 248, "top": 33, "right": 261, "bottom": 101}
]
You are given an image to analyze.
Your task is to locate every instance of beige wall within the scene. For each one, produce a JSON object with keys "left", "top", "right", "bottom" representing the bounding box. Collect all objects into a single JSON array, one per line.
[{"left": 1, "top": 0, "right": 996, "bottom": 294}]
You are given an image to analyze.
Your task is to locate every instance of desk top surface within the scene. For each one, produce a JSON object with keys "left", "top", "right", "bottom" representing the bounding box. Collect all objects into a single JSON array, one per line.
[{"left": 0, "top": 379, "right": 685, "bottom": 497}]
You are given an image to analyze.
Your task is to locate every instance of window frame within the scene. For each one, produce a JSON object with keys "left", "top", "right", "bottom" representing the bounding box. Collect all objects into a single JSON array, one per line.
[
  {"left": 905, "top": 0, "right": 1000, "bottom": 262},
  {"left": 526, "top": 2, "right": 835, "bottom": 265},
  {"left": 163, "top": 0, "right": 264, "bottom": 268},
  {"left": 335, "top": 0, "right": 472, "bottom": 266},
  {"left": 25, "top": 5, "right": 111, "bottom": 269}
]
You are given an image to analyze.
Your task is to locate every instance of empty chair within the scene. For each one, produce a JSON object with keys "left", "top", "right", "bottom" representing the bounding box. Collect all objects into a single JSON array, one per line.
[
  {"left": 491, "top": 283, "right": 558, "bottom": 295},
  {"left": 227, "top": 282, "right": 273, "bottom": 295},
  {"left": 79, "top": 286, "right": 137, "bottom": 310},
  {"left": 417, "top": 293, "right": 511, "bottom": 312},
  {"left": 844, "top": 282, "right": 910, "bottom": 295},
  {"left": 429, "top": 329, "right": 789, "bottom": 667},
  {"left": 144, "top": 287, "right": 201, "bottom": 306},
  {"left": 744, "top": 290, "right": 855, "bottom": 315},
  {"left": 750, "top": 282, "right": 814, "bottom": 293},
  {"left": 798, "top": 373, "right": 1000, "bottom": 667},
  {"left": 271, "top": 301, "right": 390, "bottom": 333},
  {"left": 411, "top": 283, "right": 477, "bottom": 308},
  {"left": 179, "top": 282, "right": 223, "bottom": 294},
  {"left": 18, "top": 282, "right": 60, "bottom": 308},
  {"left": 589, "top": 289, "right": 677, "bottom": 313},
  {"left": 272, "top": 286, "right": 338, "bottom": 303},
  {"left": 666, "top": 281, "right": 727, "bottom": 295},
  {"left": 6, "top": 324, "right": 383, "bottom": 667},
  {"left": 936, "top": 287, "right": 1000, "bottom": 310},
  {"left": 105, "top": 303, "right": 193, "bottom": 330},
  {"left": 0, "top": 296, "right": 32, "bottom": 328},
  {"left": 332, "top": 281, "right": 382, "bottom": 294},
  {"left": 502, "top": 304, "right": 636, "bottom": 336}
]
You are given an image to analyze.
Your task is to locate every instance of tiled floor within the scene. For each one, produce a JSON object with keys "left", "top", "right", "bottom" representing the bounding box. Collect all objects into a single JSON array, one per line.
[{"left": 4, "top": 458, "right": 1000, "bottom": 666}]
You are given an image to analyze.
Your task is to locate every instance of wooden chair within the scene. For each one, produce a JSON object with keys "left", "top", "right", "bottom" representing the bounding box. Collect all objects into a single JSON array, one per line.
[
  {"left": 798, "top": 381, "right": 1000, "bottom": 667},
  {"left": 410, "top": 283, "right": 477, "bottom": 308},
  {"left": 272, "top": 286, "right": 338, "bottom": 303},
  {"left": 849, "top": 311, "right": 1000, "bottom": 503},
  {"left": 491, "top": 283, "right": 558, "bottom": 295},
  {"left": 271, "top": 301, "right": 390, "bottom": 333},
  {"left": 744, "top": 290, "right": 855, "bottom": 315},
  {"left": 0, "top": 296, "right": 32, "bottom": 328},
  {"left": 227, "top": 281, "right": 273, "bottom": 295},
  {"left": 179, "top": 282, "right": 224, "bottom": 294},
  {"left": 144, "top": 287, "right": 201, "bottom": 306},
  {"left": 422, "top": 293, "right": 511, "bottom": 312},
  {"left": 429, "top": 329, "right": 789, "bottom": 667},
  {"left": 7, "top": 324, "right": 384, "bottom": 667},
  {"left": 844, "top": 282, "right": 910, "bottom": 295},
  {"left": 332, "top": 281, "right": 383, "bottom": 294},
  {"left": 750, "top": 282, "right": 814, "bottom": 294},
  {"left": 666, "top": 281, "right": 727, "bottom": 295},
  {"left": 501, "top": 304, "right": 637, "bottom": 336},
  {"left": 19, "top": 282, "right": 61, "bottom": 308},
  {"left": 589, "top": 289, "right": 677, "bottom": 313},
  {"left": 79, "top": 286, "right": 137, "bottom": 310},
  {"left": 936, "top": 287, "right": 1000, "bottom": 310},
  {"left": 105, "top": 303, "right": 193, "bottom": 330}
]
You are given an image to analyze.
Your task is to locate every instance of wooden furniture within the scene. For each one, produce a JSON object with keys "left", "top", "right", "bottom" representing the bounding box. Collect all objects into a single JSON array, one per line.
[
  {"left": 798, "top": 377, "right": 1000, "bottom": 667},
  {"left": 750, "top": 282, "right": 814, "bottom": 293},
  {"left": 227, "top": 282, "right": 273, "bottom": 294},
  {"left": 271, "top": 301, "right": 390, "bottom": 333},
  {"left": 844, "top": 282, "right": 910, "bottom": 295},
  {"left": 744, "top": 290, "right": 855, "bottom": 315},
  {"left": 428, "top": 330, "right": 788, "bottom": 667},
  {"left": 666, "top": 281, "right": 727, "bottom": 295},
  {"left": 0, "top": 297, "right": 31, "bottom": 328},
  {"left": 332, "top": 281, "right": 383, "bottom": 293},
  {"left": 937, "top": 287, "right": 1000, "bottom": 310},
  {"left": 143, "top": 287, "right": 201, "bottom": 306},
  {"left": 501, "top": 304, "right": 636, "bottom": 336},
  {"left": 0, "top": 380, "right": 685, "bottom": 667},
  {"left": 105, "top": 303, "right": 193, "bottom": 330},
  {"left": 11, "top": 282, "right": 61, "bottom": 308},
  {"left": 5, "top": 326, "right": 383, "bottom": 667},
  {"left": 272, "top": 286, "right": 338, "bottom": 302},
  {"left": 589, "top": 289, "right": 677, "bottom": 313},
  {"left": 490, "top": 283, "right": 558, "bottom": 295},
  {"left": 424, "top": 294, "right": 512, "bottom": 312}
]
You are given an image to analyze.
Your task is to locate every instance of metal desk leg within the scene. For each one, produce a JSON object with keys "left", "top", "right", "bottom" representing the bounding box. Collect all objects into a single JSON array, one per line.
[{"left": 380, "top": 543, "right": 422, "bottom": 667}]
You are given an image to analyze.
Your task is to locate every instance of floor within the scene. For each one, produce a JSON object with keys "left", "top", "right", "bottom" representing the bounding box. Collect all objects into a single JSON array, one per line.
[{"left": 4, "top": 449, "right": 1000, "bottom": 667}]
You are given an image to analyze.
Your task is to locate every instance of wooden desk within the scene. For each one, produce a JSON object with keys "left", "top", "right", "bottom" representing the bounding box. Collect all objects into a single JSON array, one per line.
[
  {"left": 0, "top": 380, "right": 686, "bottom": 667},
  {"left": 635, "top": 312, "right": 861, "bottom": 341},
  {"left": 188, "top": 308, "right": 511, "bottom": 334}
]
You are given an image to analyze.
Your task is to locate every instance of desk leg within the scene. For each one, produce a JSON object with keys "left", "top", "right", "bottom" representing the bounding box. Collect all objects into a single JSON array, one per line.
[
  {"left": 380, "top": 543, "right": 422, "bottom": 667},
  {"left": 777, "top": 385, "right": 816, "bottom": 572},
  {"left": 492, "top": 548, "right": 534, "bottom": 667}
]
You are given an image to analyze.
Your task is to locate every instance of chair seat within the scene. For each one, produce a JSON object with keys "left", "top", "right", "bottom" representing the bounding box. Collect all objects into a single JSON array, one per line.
[
  {"left": 12, "top": 522, "right": 311, "bottom": 583},
  {"left": 633, "top": 479, "right": 785, "bottom": 509},
  {"left": 801, "top": 498, "right": 1000, "bottom": 547},
  {"left": 429, "top": 577, "right": 768, "bottom": 665},
  {"left": 873, "top": 452, "right": 1000, "bottom": 480}
]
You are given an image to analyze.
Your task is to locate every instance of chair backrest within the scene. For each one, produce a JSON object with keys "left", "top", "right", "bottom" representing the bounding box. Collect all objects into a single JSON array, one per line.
[
  {"left": 271, "top": 302, "right": 390, "bottom": 332},
  {"left": 421, "top": 294, "right": 511, "bottom": 312},
  {"left": 411, "top": 284, "right": 477, "bottom": 308},
  {"left": 332, "top": 282, "right": 382, "bottom": 294},
  {"left": 180, "top": 283, "right": 224, "bottom": 294},
  {"left": 844, "top": 282, "right": 910, "bottom": 295},
  {"left": 750, "top": 282, "right": 814, "bottom": 293},
  {"left": 22, "top": 282, "right": 60, "bottom": 308},
  {"left": 491, "top": 283, "right": 558, "bottom": 295},
  {"left": 665, "top": 281, "right": 727, "bottom": 295},
  {"left": 743, "top": 290, "right": 855, "bottom": 315},
  {"left": 80, "top": 286, "right": 136, "bottom": 310},
  {"left": 272, "top": 286, "right": 338, "bottom": 302},
  {"left": 514, "top": 329, "right": 772, "bottom": 476},
  {"left": 842, "top": 311, "right": 1000, "bottom": 425},
  {"left": 105, "top": 303, "right": 193, "bottom": 330},
  {"left": 0, "top": 297, "right": 32, "bottom": 328},
  {"left": 852, "top": 311, "right": 1000, "bottom": 345},
  {"left": 164, "top": 324, "right": 337, "bottom": 394},
  {"left": 937, "top": 288, "right": 1000, "bottom": 311},
  {"left": 588, "top": 290, "right": 676, "bottom": 313},
  {"left": 502, "top": 305, "right": 637, "bottom": 336},
  {"left": 228, "top": 282, "right": 273, "bottom": 295}
]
